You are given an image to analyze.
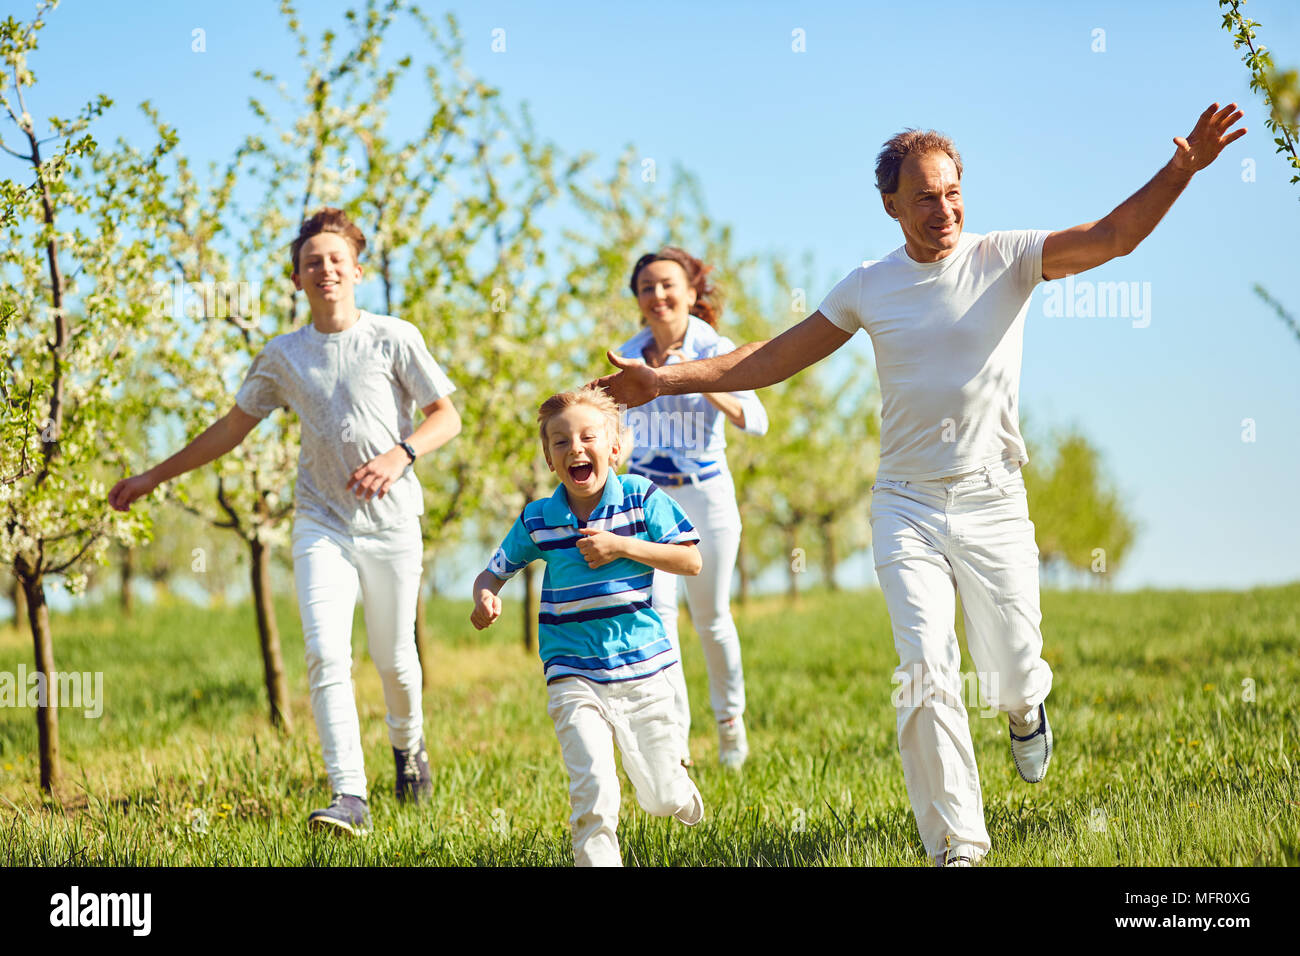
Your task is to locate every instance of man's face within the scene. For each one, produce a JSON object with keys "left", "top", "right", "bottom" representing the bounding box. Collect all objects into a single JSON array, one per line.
[
  {"left": 882, "top": 150, "right": 964, "bottom": 263},
  {"left": 544, "top": 404, "right": 620, "bottom": 506},
  {"left": 293, "top": 232, "right": 361, "bottom": 309}
]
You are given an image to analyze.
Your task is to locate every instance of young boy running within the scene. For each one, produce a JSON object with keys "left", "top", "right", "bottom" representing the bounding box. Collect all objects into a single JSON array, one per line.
[
  {"left": 470, "top": 386, "right": 705, "bottom": 866},
  {"left": 109, "top": 207, "right": 461, "bottom": 835}
]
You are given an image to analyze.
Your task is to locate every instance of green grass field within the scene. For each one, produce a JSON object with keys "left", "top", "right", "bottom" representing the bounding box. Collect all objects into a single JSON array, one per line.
[{"left": 1, "top": 583, "right": 1297, "bottom": 866}]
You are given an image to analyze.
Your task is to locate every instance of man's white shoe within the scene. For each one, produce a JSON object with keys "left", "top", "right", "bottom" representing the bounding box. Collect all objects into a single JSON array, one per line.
[
  {"left": 718, "top": 716, "right": 748, "bottom": 770},
  {"left": 1009, "top": 702, "right": 1053, "bottom": 783},
  {"left": 934, "top": 839, "right": 985, "bottom": 867}
]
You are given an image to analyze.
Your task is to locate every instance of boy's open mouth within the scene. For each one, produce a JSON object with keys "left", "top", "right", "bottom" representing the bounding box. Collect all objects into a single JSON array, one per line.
[{"left": 568, "top": 462, "right": 593, "bottom": 483}]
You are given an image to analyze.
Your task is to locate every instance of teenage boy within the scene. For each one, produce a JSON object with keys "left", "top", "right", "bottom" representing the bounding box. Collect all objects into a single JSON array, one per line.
[{"left": 109, "top": 207, "right": 461, "bottom": 835}]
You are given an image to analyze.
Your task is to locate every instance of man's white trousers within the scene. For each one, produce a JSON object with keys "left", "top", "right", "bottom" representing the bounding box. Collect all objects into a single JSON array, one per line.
[{"left": 870, "top": 459, "right": 1053, "bottom": 862}]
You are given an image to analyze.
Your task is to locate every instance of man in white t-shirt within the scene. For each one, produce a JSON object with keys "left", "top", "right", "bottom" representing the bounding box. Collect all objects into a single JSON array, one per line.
[{"left": 597, "top": 103, "right": 1244, "bottom": 865}]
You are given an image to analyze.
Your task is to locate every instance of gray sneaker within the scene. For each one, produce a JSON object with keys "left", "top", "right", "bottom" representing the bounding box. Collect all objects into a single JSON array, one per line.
[
  {"left": 393, "top": 737, "right": 432, "bottom": 804},
  {"left": 307, "top": 793, "right": 372, "bottom": 836}
]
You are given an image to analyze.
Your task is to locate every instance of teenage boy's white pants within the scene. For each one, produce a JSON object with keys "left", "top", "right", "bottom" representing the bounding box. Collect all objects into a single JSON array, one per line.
[
  {"left": 870, "top": 458, "right": 1053, "bottom": 864},
  {"left": 547, "top": 669, "right": 702, "bottom": 867},
  {"left": 292, "top": 513, "right": 426, "bottom": 798},
  {"left": 649, "top": 469, "right": 746, "bottom": 753}
]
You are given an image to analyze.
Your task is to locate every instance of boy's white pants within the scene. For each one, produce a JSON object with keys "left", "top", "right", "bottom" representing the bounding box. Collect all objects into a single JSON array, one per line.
[
  {"left": 870, "top": 459, "right": 1053, "bottom": 863},
  {"left": 292, "top": 513, "right": 426, "bottom": 798},
  {"left": 649, "top": 470, "right": 746, "bottom": 753},
  {"left": 547, "top": 668, "right": 702, "bottom": 867}
]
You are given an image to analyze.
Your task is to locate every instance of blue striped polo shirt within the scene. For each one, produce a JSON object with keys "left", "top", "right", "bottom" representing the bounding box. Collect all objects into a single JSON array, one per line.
[{"left": 487, "top": 472, "right": 700, "bottom": 684}]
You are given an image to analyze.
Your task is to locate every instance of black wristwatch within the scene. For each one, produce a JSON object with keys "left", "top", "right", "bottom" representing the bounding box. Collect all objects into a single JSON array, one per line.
[{"left": 399, "top": 440, "right": 417, "bottom": 463}]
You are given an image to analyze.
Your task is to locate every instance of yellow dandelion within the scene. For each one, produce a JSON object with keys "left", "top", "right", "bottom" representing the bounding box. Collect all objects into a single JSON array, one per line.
[
  {"left": 1202, "top": 683, "right": 1215, "bottom": 691},
  {"left": 220, "top": 802, "right": 233, "bottom": 810},
  {"left": 1190, "top": 740, "right": 1201, "bottom": 747}
]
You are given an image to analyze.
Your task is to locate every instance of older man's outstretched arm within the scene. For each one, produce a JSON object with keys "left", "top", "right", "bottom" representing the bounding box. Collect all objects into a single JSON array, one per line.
[
  {"left": 594, "top": 311, "right": 852, "bottom": 408},
  {"left": 1041, "top": 102, "right": 1246, "bottom": 281}
]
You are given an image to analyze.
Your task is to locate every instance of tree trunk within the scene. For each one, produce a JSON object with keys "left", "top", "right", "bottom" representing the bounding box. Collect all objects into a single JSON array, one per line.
[
  {"left": 522, "top": 561, "right": 539, "bottom": 652},
  {"left": 120, "top": 545, "right": 134, "bottom": 617},
  {"left": 414, "top": 581, "right": 431, "bottom": 690},
  {"left": 151, "top": 578, "right": 172, "bottom": 605},
  {"left": 16, "top": 561, "right": 59, "bottom": 796},
  {"left": 821, "top": 521, "right": 839, "bottom": 592},
  {"left": 249, "top": 536, "right": 292, "bottom": 731},
  {"left": 9, "top": 573, "right": 26, "bottom": 625},
  {"left": 382, "top": 251, "right": 394, "bottom": 315},
  {"left": 786, "top": 528, "right": 800, "bottom": 602}
]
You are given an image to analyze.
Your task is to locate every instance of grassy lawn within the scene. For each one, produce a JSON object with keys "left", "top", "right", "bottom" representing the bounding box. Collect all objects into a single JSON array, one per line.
[{"left": 1, "top": 582, "right": 1297, "bottom": 866}]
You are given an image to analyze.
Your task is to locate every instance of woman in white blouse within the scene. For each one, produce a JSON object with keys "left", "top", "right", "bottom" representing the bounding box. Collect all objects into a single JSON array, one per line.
[{"left": 615, "top": 247, "right": 768, "bottom": 769}]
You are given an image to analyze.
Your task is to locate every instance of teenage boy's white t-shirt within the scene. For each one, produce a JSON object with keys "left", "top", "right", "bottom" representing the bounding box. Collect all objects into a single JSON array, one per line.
[
  {"left": 818, "top": 229, "right": 1048, "bottom": 481},
  {"left": 235, "top": 311, "right": 455, "bottom": 534}
]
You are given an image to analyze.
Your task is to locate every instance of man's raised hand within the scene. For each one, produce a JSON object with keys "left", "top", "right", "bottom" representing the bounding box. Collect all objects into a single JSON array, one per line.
[
  {"left": 589, "top": 351, "right": 660, "bottom": 409},
  {"left": 1172, "top": 102, "right": 1246, "bottom": 174}
]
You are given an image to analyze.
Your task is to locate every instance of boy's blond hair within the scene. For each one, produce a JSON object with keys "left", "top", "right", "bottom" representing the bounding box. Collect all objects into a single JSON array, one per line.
[{"left": 538, "top": 386, "right": 628, "bottom": 467}]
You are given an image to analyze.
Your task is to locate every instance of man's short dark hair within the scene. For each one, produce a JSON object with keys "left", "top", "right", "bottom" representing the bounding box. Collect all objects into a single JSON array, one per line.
[{"left": 875, "top": 130, "right": 963, "bottom": 195}]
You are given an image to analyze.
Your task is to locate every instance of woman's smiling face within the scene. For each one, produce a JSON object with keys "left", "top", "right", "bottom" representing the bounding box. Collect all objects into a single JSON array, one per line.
[{"left": 635, "top": 258, "right": 696, "bottom": 327}]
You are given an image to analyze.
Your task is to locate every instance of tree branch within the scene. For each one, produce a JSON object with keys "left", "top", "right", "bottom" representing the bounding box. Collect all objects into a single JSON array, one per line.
[
  {"left": 214, "top": 475, "right": 246, "bottom": 537},
  {"left": 45, "top": 530, "right": 103, "bottom": 576},
  {"left": 1253, "top": 283, "right": 1300, "bottom": 344}
]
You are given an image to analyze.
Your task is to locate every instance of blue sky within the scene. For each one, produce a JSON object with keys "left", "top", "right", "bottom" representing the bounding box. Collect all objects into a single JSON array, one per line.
[{"left": 14, "top": 0, "right": 1300, "bottom": 591}]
